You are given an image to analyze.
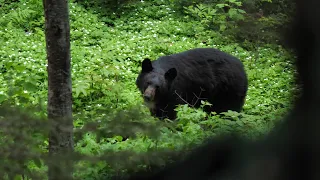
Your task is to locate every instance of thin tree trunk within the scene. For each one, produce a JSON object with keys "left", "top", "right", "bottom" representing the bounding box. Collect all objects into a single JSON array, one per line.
[{"left": 43, "top": 0, "right": 74, "bottom": 179}]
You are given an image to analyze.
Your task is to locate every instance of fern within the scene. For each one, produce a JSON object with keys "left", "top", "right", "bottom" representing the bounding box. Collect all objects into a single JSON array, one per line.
[
  {"left": 1, "top": 0, "right": 44, "bottom": 30},
  {"left": 10, "top": 8, "right": 37, "bottom": 25}
]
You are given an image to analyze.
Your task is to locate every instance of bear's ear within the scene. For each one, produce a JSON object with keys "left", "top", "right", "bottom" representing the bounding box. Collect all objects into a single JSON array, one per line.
[
  {"left": 165, "top": 68, "right": 177, "bottom": 81},
  {"left": 141, "top": 58, "right": 153, "bottom": 73}
]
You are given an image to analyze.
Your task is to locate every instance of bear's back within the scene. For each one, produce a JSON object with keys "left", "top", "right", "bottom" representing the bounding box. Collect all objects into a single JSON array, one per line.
[
  {"left": 152, "top": 48, "right": 244, "bottom": 70},
  {"left": 150, "top": 48, "right": 247, "bottom": 92}
]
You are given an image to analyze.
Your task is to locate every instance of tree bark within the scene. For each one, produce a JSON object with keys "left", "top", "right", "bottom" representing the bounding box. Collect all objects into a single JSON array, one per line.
[{"left": 43, "top": 0, "right": 73, "bottom": 179}]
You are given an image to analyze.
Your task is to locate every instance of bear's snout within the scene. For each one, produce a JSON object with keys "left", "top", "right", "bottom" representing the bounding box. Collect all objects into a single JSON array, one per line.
[
  {"left": 143, "top": 94, "right": 152, "bottom": 101},
  {"left": 143, "top": 86, "right": 156, "bottom": 102}
]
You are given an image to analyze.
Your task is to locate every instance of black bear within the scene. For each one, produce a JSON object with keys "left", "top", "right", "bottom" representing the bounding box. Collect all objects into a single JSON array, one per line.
[{"left": 136, "top": 48, "right": 248, "bottom": 120}]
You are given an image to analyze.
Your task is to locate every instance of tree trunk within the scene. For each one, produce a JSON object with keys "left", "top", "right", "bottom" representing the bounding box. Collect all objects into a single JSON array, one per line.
[{"left": 43, "top": 0, "right": 74, "bottom": 179}]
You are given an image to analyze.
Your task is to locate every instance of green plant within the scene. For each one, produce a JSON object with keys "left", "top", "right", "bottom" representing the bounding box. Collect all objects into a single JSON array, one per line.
[{"left": 185, "top": 0, "right": 246, "bottom": 31}]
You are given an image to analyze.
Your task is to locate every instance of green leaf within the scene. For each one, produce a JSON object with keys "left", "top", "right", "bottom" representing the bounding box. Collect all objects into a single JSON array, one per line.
[
  {"left": 22, "top": 82, "right": 38, "bottom": 92},
  {"left": 219, "top": 24, "right": 226, "bottom": 31},
  {"left": 228, "top": 9, "right": 237, "bottom": 18},
  {"left": 238, "top": 9, "right": 246, "bottom": 14},
  {"left": 14, "top": 64, "right": 26, "bottom": 72},
  {"left": 0, "top": 94, "right": 7, "bottom": 103},
  {"left": 73, "top": 80, "right": 90, "bottom": 97},
  {"left": 114, "top": 136, "right": 123, "bottom": 142},
  {"left": 34, "top": 158, "right": 42, "bottom": 168},
  {"left": 216, "top": 3, "right": 228, "bottom": 8},
  {"left": 75, "top": 86, "right": 88, "bottom": 97},
  {"left": 236, "top": 121, "right": 245, "bottom": 127},
  {"left": 13, "top": 175, "right": 21, "bottom": 180}
]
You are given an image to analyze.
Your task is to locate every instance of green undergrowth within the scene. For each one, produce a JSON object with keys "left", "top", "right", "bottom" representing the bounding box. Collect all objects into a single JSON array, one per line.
[{"left": 0, "top": 0, "right": 298, "bottom": 179}]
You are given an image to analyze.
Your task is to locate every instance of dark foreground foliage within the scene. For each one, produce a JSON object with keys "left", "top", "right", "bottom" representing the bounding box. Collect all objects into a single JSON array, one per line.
[{"left": 121, "top": 0, "right": 320, "bottom": 179}]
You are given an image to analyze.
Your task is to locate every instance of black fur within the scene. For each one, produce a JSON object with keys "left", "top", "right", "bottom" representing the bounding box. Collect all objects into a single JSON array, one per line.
[{"left": 136, "top": 48, "right": 248, "bottom": 120}]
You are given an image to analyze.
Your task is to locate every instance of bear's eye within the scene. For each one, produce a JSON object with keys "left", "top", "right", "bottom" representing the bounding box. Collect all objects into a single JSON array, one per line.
[{"left": 144, "top": 82, "right": 151, "bottom": 90}]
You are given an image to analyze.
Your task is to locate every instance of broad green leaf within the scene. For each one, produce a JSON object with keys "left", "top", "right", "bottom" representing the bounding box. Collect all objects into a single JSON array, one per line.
[
  {"left": 0, "top": 94, "right": 7, "bottom": 103},
  {"left": 23, "top": 82, "right": 38, "bottom": 92}
]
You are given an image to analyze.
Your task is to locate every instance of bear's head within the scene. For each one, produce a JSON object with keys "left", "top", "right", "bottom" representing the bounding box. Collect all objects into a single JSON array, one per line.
[{"left": 136, "top": 58, "right": 177, "bottom": 109}]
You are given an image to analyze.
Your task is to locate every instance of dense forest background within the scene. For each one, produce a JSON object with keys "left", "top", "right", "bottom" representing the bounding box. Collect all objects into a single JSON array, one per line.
[{"left": 0, "top": 0, "right": 298, "bottom": 179}]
